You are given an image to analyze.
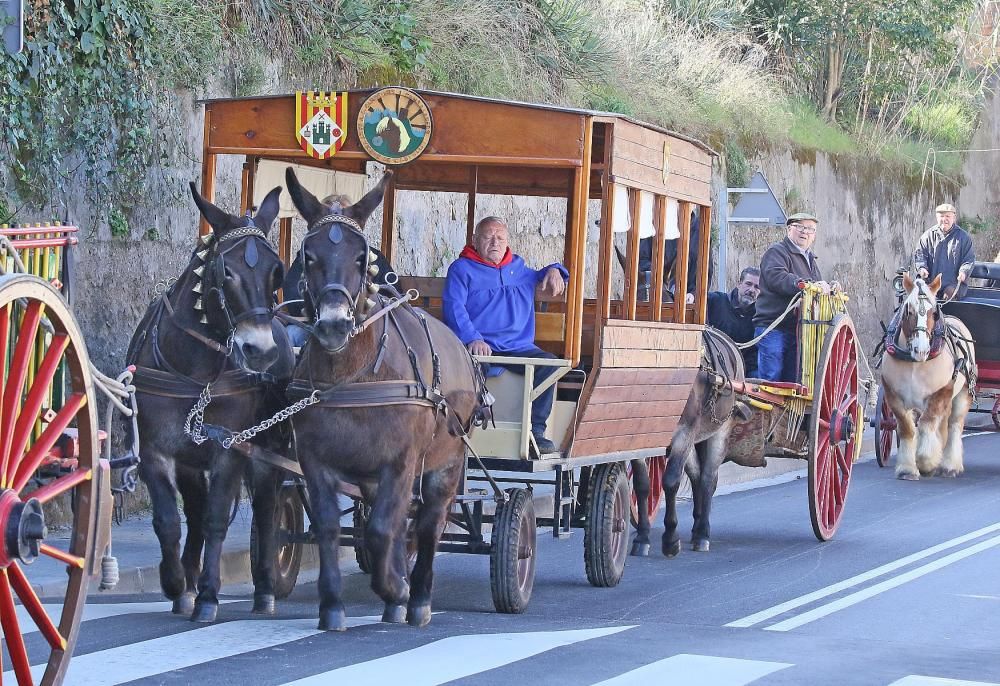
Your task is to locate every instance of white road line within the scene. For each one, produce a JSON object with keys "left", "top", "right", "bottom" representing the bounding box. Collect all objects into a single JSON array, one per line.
[
  {"left": 590, "top": 654, "right": 792, "bottom": 686},
  {"left": 15, "top": 599, "right": 242, "bottom": 633},
  {"left": 726, "top": 521, "right": 1000, "bottom": 628},
  {"left": 5, "top": 616, "right": 380, "bottom": 685},
  {"left": 766, "top": 533, "right": 1000, "bottom": 631},
  {"left": 280, "top": 626, "right": 634, "bottom": 686},
  {"left": 890, "top": 676, "right": 1000, "bottom": 685}
]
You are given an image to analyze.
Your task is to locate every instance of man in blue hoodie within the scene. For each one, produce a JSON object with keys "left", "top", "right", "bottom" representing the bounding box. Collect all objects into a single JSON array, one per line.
[{"left": 443, "top": 217, "right": 569, "bottom": 454}]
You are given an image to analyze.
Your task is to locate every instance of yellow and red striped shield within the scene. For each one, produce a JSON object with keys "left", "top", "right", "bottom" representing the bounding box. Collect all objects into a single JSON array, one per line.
[{"left": 295, "top": 91, "right": 348, "bottom": 159}]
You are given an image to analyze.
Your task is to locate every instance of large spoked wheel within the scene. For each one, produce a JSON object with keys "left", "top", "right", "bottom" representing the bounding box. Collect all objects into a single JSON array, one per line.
[
  {"left": 0, "top": 274, "right": 100, "bottom": 686},
  {"left": 250, "top": 484, "right": 304, "bottom": 600},
  {"left": 490, "top": 488, "right": 536, "bottom": 614},
  {"left": 808, "top": 314, "right": 862, "bottom": 541},
  {"left": 626, "top": 455, "right": 666, "bottom": 529},
  {"left": 584, "top": 462, "right": 629, "bottom": 587},
  {"left": 874, "top": 386, "right": 897, "bottom": 468}
]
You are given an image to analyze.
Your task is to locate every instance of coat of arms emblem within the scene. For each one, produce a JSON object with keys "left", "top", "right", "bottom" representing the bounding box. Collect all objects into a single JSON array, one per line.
[
  {"left": 296, "top": 91, "right": 348, "bottom": 159},
  {"left": 357, "top": 87, "right": 433, "bottom": 165}
]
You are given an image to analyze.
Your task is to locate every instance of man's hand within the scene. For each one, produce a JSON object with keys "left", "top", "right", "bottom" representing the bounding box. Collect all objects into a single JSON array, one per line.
[
  {"left": 830, "top": 280, "right": 843, "bottom": 293},
  {"left": 958, "top": 272, "right": 968, "bottom": 283},
  {"left": 541, "top": 267, "right": 566, "bottom": 297},
  {"left": 468, "top": 340, "right": 492, "bottom": 357},
  {"left": 815, "top": 281, "right": 832, "bottom": 295},
  {"left": 685, "top": 292, "right": 695, "bottom": 305},
  {"left": 917, "top": 268, "right": 929, "bottom": 280}
]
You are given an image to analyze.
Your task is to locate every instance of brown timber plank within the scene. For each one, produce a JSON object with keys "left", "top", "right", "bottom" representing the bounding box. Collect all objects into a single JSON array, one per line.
[
  {"left": 613, "top": 139, "right": 712, "bottom": 182},
  {"left": 612, "top": 158, "right": 710, "bottom": 202},
  {"left": 601, "top": 348, "right": 701, "bottom": 369},
  {"left": 579, "top": 399, "right": 687, "bottom": 422},
  {"left": 572, "top": 426, "right": 680, "bottom": 456},
  {"left": 600, "top": 319, "right": 704, "bottom": 331},
  {"left": 612, "top": 123, "right": 712, "bottom": 166},
  {"left": 603, "top": 325, "right": 702, "bottom": 351},
  {"left": 535, "top": 312, "right": 566, "bottom": 342},
  {"left": 576, "top": 415, "right": 683, "bottom": 440},
  {"left": 587, "top": 382, "right": 693, "bottom": 404},
  {"left": 597, "top": 367, "right": 697, "bottom": 387}
]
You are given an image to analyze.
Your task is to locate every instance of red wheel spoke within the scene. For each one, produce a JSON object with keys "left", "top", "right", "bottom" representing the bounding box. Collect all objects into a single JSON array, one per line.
[
  {"left": 13, "top": 393, "right": 88, "bottom": 493},
  {"left": 6, "top": 334, "right": 70, "bottom": 486},
  {"left": 8, "top": 563, "right": 65, "bottom": 652},
  {"left": 0, "top": 569, "right": 34, "bottom": 686},
  {"left": 0, "top": 301, "right": 43, "bottom": 486},
  {"left": 39, "top": 544, "right": 85, "bottom": 569},
  {"left": 27, "top": 467, "right": 91, "bottom": 505}
]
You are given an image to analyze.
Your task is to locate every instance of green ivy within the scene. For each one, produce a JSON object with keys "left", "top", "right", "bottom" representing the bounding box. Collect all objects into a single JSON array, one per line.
[
  {"left": 1, "top": 0, "right": 156, "bottom": 227},
  {"left": 108, "top": 206, "right": 129, "bottom": 238}
]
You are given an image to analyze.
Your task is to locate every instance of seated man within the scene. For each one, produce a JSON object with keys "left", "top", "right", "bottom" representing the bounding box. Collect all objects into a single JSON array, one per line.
[
  {"left": 914, "top": 203, "right": 975, "bottom": 301},
  {"left": 706, "top": 266, "right": 760, "bottom": 377},
  {"left": 753, "top": 212, "right": 839, "bottom": 382},
  {"left": 443, "top": 216, "right": 568, "bottom": 455}
]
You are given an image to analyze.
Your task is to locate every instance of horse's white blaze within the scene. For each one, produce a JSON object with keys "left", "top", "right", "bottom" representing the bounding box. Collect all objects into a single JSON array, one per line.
[
  {"left": 318, "top": 300, "right": 352, "bottom": 326},
  {"left": 235, "top": 321, "right": 275, "bottom": 351}
]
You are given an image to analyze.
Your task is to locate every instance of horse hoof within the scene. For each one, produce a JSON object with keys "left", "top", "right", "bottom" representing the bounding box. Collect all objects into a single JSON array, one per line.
[
  {"left": 190, "top": 601, "right": 218, "bottom": 623},
  {"left": 937, "top": 468, "right": 961, "bottom": 478},
  {"left": 318, "top": 608, "right": 347, "bottom": 632},
  {"left": 172, "top": 592, "right": 195, "bottom": 616},
  {"left": 692, "top": 539, "right": 710, "bottom": 553},
  {"left": 382, "top": 604, "right": 407, "bottom": 624},
  {"left": 662, "top": 539, "right": 681, "bottom": 558},
  {"left": 406, "top": 604, "right": 432, "bottom": 628},
  {"left": 252, "top": 594, "right": 276, "bottom": 615},
  {"left": 897, "top": 471, "right": 920, "bottom": 481},
  {"left": 160, "top": 561, "right": 186, "bottom": 600},
  {"left": 630, "top": 541, "right": 651, "bottom": 557}
]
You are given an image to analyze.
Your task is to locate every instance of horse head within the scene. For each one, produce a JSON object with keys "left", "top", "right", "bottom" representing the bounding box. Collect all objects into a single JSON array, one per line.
[
  {"left": 284, "top": 167, "right": 393, "bottom": 352},
  {"left": 900, "top": 271, "right": 942, "bottom": 362},
  {"left": 189, "top": 183, "right": 286, "bottom": 372}
]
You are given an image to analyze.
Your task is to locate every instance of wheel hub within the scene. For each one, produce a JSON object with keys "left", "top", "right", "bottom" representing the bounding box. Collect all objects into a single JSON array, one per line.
[
  {"left": 830, "top": 409, "right": 855, "bottom": 445},
  {"left": 0, "top": 490, "right": 47, "bottom": 567}
]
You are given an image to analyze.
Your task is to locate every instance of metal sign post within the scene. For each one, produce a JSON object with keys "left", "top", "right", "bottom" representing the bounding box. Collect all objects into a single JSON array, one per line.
[
  {"left": 724, "top": 170, "right": 786, "bottom": 288},
  {"left": 1, "top": 0, "right": 23, "bottom": 55}
]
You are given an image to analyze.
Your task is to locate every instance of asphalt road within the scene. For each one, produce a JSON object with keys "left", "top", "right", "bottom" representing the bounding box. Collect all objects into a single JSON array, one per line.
[{"left": 13, "top": 431, "right": 1000, "bottom": 686}]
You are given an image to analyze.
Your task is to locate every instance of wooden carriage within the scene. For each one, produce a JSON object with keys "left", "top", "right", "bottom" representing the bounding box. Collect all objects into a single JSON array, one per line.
[{"left": 198, "top": 88, "right": 715, "bottom": 611}]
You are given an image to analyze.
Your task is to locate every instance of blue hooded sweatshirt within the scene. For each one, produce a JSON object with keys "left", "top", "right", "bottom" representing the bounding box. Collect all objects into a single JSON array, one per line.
[{"left": 443, "top": 247, "right": 569, "bottom": 353}]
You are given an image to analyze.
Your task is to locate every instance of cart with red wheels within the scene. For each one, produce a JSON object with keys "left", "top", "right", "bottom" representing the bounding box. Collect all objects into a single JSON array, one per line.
[{"left": 728, "top": 285, "right": 866, "bottom": 541}]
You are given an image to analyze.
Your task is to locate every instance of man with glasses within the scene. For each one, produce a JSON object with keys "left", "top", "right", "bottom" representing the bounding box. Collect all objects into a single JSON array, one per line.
[
  {"left": 914, "top": 203, "right": 975, "bottom": 301},
  {"left": 753, "top": 213, "right": 839, "bottom": 382}
]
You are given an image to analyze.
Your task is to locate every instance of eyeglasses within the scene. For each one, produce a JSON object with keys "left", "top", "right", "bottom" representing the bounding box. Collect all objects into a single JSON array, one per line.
[{"left": 789, "top": 223, "right": 817, "bottom": 234}]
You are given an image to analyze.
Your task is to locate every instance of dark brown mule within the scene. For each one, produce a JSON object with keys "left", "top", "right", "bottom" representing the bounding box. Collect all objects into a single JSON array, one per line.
[
  {"left": 285, "top": 168, "right": 487, "bottom": 630},
  {"left": 630, "top": 328, "right": 748, "bottom": 557},
  {"left": 127, "top": 184, "right": 293, "bottom": 622}
]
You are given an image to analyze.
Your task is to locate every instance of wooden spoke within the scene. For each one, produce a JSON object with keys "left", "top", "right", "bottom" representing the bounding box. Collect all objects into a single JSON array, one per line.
[
  {"left": 39, "top": 545, "right": 85, "bottom": 570},
  {"left": 24, "top": 468, "right": 91, "bottom": 506},
  {"left": 8, "top": 563, "right": 65, "bottom": 652},
  {"left": 0, "top": 301, "right": 43, "bottom": 484},
  {"left": 0, "top": 569, "right": 34, "bottom": 686},
  {"left": 12, "top": 394, "right": 88, "bottom": 494}
]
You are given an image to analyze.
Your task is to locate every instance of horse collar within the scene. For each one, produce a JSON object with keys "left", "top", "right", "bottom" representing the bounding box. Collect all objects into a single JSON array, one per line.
[{"left": 884, "top": 307, "right": 946, "bottom": 362}]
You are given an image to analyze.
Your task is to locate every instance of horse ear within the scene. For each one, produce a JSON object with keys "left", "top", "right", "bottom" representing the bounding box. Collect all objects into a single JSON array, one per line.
[
  {"left": 929, "top": 273, "right": 942, "bottom": 294},
  {"left": 189, "top": 182, "right": 232, "bottom": 233},
  {"left": 285, "top": 168, "right": 326, "bottom": 225},
  {"left": 903, "top": 271, "right": 915, "bottom": 293},
  {"left": 345, "top": 170, "right": 394, "bottom": 226},
  {"left": 254, "top": 186, "right": 282, "bottom": 234}
]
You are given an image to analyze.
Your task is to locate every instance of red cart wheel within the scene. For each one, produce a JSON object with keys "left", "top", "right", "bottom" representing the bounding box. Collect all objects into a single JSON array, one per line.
[
  {"left": 874, "top": 386, "right": 896, "bottom": 468},
  {"left": 808, "top": 314, "right": 862, "bottom": 541},
  {"left": 626, "top": 455, "right": 666, "bottom": 528},
  {"left": 0, "top": 274, "right": 99, "bottom": 686}
]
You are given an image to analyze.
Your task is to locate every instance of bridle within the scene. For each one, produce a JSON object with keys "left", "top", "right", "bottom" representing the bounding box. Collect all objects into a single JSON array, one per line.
[{"left": 298, "top": 213, "right": 384, "bottom": 333}]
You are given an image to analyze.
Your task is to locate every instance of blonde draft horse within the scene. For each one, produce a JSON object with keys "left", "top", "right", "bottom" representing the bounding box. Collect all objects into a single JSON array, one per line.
[{"left": 880, "top": 273, "right": 975, "bottom": 480}]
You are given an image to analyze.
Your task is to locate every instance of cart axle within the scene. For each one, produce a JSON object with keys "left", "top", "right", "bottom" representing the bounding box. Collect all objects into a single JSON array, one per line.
[{"left": 0, "top": 490, "right": 47, "bottom": 567}]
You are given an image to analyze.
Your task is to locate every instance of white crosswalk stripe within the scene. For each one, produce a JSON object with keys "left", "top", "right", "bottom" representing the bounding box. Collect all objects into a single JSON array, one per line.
[
  {"left": 590, "top": 654, "right": 792, "bottom": 686},
  {"left": 280, "top": 626, "right": 634, "bottom": 686},
  {"left": 5, "top": 615, "right": 381, "bottom": 686}
]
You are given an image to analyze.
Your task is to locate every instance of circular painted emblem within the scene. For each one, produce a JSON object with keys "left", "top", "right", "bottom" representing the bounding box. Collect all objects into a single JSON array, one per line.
[{"left": 357, "top": 87, "right": 433, "bottom": 165}]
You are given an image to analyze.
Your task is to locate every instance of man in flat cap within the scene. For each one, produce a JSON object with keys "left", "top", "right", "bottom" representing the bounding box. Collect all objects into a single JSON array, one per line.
[
  {"left": 753, "top": 212, "right": 839, "bottom": 382},
  {"left": 914, "top": 203, "right": 975, "bottom": 301}
]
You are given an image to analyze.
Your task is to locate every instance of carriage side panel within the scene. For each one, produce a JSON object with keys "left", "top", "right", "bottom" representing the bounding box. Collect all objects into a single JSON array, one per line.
[{"left": 572, "top": 321, "right": 701, "bottom": 457}]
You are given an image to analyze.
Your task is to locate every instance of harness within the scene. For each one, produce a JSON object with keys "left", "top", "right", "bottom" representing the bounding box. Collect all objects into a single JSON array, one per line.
[
  {"left": 700, "top": 327, "right": 740, "bottom": 425},
  {"left": 130, "top": 221, "right": 282, "bottom": 401},
  {"left": 883, "top": 306, "right": 946, "bottom": 362}
]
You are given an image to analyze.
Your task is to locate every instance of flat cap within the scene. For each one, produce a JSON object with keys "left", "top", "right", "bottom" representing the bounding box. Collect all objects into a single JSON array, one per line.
[
  {"left": 935, "top": 203, "right": 957, "bottom": 213},
  {"left": 786, "top": 212, "right": 819, "bottom": 224}
]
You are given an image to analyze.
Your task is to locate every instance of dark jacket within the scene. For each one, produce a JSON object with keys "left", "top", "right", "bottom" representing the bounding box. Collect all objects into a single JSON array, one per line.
[
  {"left": 754, "top": 237, "right": 822, "bottom": 330},
  {"left": 707, "top": 289, "right": 757, "bottom": 373},
  {"left": 913, "top": 225, "right": 975, "bottom": 299}
]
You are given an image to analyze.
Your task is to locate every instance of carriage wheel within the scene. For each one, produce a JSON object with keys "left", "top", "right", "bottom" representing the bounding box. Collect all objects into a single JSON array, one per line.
[
  {"left": 0, "top": 274, "right": 99, "bottom": 686},
  {"left": 250, "top": 484, "right": 303, "bottom": 600},
  {"left": 490, "top": 488, "right": 536, "bottom": 614},
  {"left": 584, "top": 462, "right": 629, "bottom": 587},
  {"left": 626, "top": 455, "right": 666, "bottom": 528},
  {"left": 808, "top": 314, "right": 862, "bottom": 541},
  {"left": 353, "top": 500, "right": 417, "bottom": 576},
  {"left": 874, "top": 386, "right": 897, "bottom": 468}
]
